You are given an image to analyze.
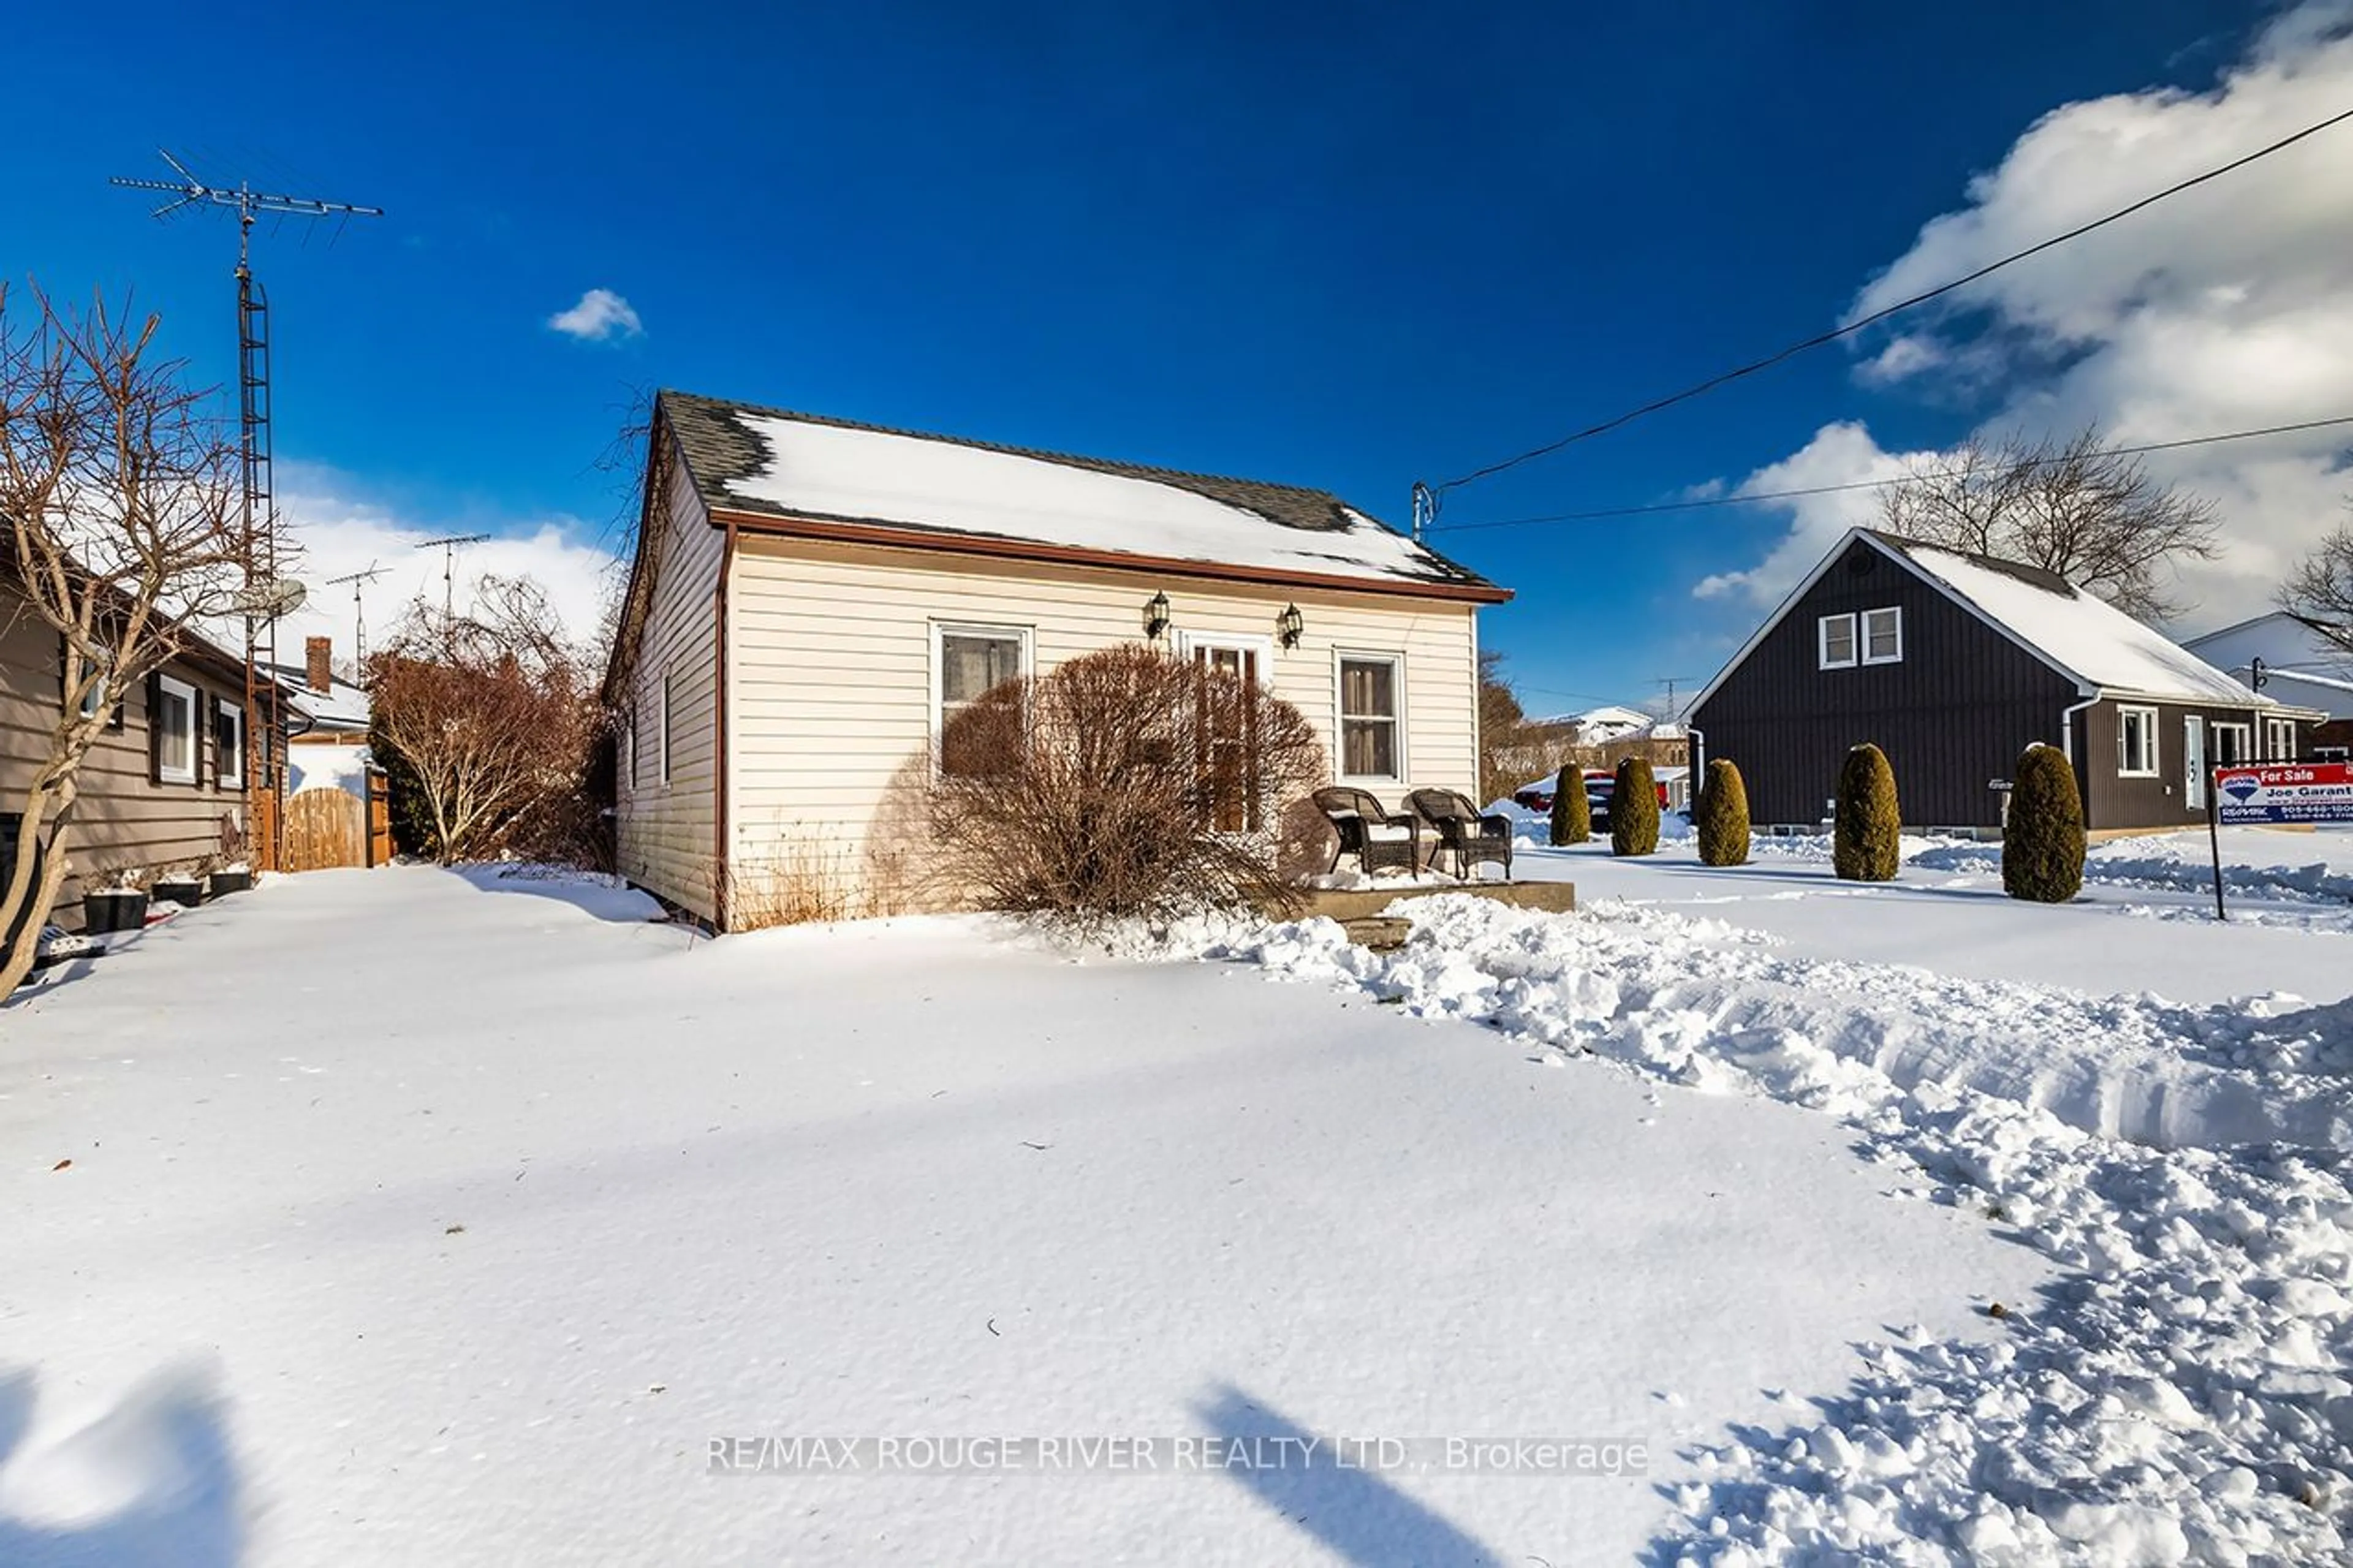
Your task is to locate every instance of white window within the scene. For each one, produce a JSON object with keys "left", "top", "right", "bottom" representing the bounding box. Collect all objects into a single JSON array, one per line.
[
  {"left": 214, "top": 699, "right": 244, "bottom": 790},
  {"left": 619, "top": 718, "right": 633, "bottom": 793},
  {"left": 1336, "top": 652, "right": 1404, "bottom": 782},
  {"left": 2116, "top": 705, "right": 2159, "bottom": 778},
  {"left": 2265, "top": 716, "right": 2298, "bottom": 760},
  {"left": 154, "top": 675, "right": 197, "bottom": 784},
  {"left": 1817, "top": 613, "right": 1857, "bottom": 670},
  {"left": 2210, "top": 722, "right": 2251, "bottom": 768},
  {"left": 1861, "top": 606, "right": 1903, "bottom": 665},
  {"left": 934, "top": 623, "right": 1031, "bottom": 778},
  {"left": 658, "top": 672, "right": 673, "bottom": 785}
]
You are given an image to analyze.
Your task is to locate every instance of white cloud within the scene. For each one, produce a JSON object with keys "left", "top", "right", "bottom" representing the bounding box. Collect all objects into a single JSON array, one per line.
[
  {"left": 547, "top": 288, "right": 644, "bottom": 343},
  {"left": 1692, "top": 423, "right": 1927, "bottom": 602},
  {"left": 1705, "top": 0, "right": 2353, "bottom": 629},
  {"left": 263, "top": 462, "right": 623, "bottom": 668}
]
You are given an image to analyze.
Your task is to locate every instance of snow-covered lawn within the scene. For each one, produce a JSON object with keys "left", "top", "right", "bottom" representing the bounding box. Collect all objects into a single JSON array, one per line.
[
  {"left": 4, "top": 824, "right": 2350, "bottom": 1564},
  {"left": 4, "top": 866, "right": 2040, "bottom": 1566}
]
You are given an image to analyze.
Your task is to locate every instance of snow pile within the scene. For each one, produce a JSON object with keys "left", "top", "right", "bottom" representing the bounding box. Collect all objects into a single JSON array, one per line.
[
  {"left": 1912, "top": 836, "right": 2353, "bottom": 908},
  {"left": 1134, "top": 896, "right": 2353, "bottom": 1561}
]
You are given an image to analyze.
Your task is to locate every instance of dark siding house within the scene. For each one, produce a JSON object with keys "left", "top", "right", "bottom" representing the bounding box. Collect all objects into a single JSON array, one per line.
[{"left": 1689, "top": 529, "right": 2324, "bottom": 833}]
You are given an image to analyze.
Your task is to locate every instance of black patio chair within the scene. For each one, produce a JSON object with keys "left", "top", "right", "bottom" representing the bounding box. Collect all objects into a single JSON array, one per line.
[
  {"left": 1311, "top": 787, "right": 1422, "bottom": 877},
  {"left": 1408, "top": 789, "right": 1514, "bottom": 882}
]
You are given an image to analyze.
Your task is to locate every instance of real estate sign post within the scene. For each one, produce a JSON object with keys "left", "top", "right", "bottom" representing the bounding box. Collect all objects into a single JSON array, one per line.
[{"left": 2207, "top": 763, "right": 2353, "bottom": 920}]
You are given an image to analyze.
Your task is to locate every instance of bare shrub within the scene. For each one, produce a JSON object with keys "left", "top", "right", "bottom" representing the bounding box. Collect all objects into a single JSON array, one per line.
[
  {"left": 726, "top": 837, "right": 859, "bottom": 930},
  {"left": 930, "top": 645, "right": 1324, "bottom": 920},
  {"left": 368, "top": 576, "right": 608, "bottom": 865}
]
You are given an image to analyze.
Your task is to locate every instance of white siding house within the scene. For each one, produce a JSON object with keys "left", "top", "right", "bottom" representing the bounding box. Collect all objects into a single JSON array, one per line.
[{"left": 603, "top": 390, "right": 1511, "bottom": 926}]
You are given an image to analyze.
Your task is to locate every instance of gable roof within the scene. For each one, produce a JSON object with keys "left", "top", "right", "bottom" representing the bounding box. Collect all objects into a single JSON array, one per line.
[
  {"left": 657, "top": 390, "right": 1507, "bottom": 602},
  {"left": 1693, "top": 527, "right": 2290, "bottom": 714},
  {"left": 260, "top": 661, "right": 372, "bottom": 732}
]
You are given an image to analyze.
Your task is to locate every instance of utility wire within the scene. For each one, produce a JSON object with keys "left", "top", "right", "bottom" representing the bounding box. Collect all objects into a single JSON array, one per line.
[
  {"left": 1429, "top": 412, "right": 2353, "bottom": 535},
  {"left": 1433, "top": 104, "right": 2353, "bottom": 496}
]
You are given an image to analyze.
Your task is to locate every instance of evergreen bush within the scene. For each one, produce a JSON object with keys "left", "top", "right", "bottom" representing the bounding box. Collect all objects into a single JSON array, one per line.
[
  {"left": 1694, "top": 758, "right": 1751, "bottom": 866},
  {"left": 2002, "top": 743, "right": 2085, "bottom": 903},
  {"left": 1833, "top": 743, "right": 1901, "bottom": 881},
  {"left": 1548, "top": 763, "right": 1589, "bottom": 846},
  {"left": 1611, "top": 756, "right": 1660, "bottom": 857}
]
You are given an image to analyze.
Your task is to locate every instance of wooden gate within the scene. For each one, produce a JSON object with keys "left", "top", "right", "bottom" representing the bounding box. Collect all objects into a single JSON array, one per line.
[
  {"left": 366, "top": 769, "right": 393, "bottom": 867},
  {"left": 283, "top": 788, "right": 369, "bottom": 873}
]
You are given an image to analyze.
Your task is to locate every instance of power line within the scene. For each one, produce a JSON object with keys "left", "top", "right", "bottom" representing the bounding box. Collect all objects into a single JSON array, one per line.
[
  {"left": 1430, "top": 104, "right": 2353, "bottom": 497},
  {"left": 1429, "top": 412, "right": 2353, "bottom": 535}
]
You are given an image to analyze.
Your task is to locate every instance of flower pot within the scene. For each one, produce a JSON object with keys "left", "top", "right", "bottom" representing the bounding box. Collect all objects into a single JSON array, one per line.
[
  {"left": 152, "top": 878, "right": 205, "bottom": 909},
  {"left": 83, "top": 888, "right": 150, "bottom": 934},
  {"left": 208, "top": 869, "right": 253, "bottom": 897}
]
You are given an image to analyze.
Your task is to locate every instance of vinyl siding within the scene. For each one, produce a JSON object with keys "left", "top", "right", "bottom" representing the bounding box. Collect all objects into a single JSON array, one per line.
[
  {"left": 2080, "top": 699, "right": 2288, "bottom": 830},
  {"left": 723, "top": 534, "right": 1480, "bottom": 914},
  {"left": 0, "top": 581, "right": 252, "bottom": 925},
  {"left": 612, "top": 450, "right": 724, "bottom": 920}
]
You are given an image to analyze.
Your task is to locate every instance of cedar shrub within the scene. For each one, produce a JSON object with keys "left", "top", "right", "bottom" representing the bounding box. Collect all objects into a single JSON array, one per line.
[
  {"left": 1833, "top": 743, "right": 1901, "bottom": 882},
  {"left": 2002, "top": 743, "right": 2085, "bottom": 903},
  {"left": 1694, "top": 757, "right": 1751, "bottom": 866},
  {"left": 1611, "top": 756, "right": 1660, "bottom": 857},
  {"left": 1548, "top": 763, "right": 1589, "bottom": 846}
]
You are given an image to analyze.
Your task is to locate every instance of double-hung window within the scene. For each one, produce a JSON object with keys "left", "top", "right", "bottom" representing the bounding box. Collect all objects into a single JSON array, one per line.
[
  {"left": 2264, "top": 716, "right": 2298, "bottom": 760},
  {"left": 1817, "top": 613, "right": 1858, "bottom": 669},
  {"left": 658, "top": 672, "right": 673, "bottom": 785},
  {"left": 2116, "top": 705, "right": 2159, "bottom": 778},
  {"left": 1861, "top": 607, "right": 1903, "bottom": 665},
  {"left": 214, "top": 699, "right": 245, "bottom": 790},
  {"left": 935, "top": 624, "right": 1030, "bottom": 778},
  {"left": 154, "top": 675, "right": 197, "bottom": 784},
  {"left": 1337, "top": 653, "right": 1404, "bottom": 782}
]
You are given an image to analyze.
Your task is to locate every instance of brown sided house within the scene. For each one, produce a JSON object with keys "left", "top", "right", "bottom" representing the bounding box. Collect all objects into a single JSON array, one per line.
[
  {"left": 1, "top": 569, "right": 285, "bottom": 927},
  {"left": 1689, "top": 528, "right": 2324, "bottom": 833},
  {"left": 602, "top": 389, "right": 1513, "bottom": 925}
]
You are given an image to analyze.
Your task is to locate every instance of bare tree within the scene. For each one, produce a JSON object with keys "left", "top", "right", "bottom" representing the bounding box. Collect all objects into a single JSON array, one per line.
[
  {"left": 0, "top": 287, "right": 253, "bottom": 998},
  {"left": 928, "top": 645, "right": 1325, "bottom": 921},
  {"left": 1879, "top": 426, "right": 2221, "bottom": 621},
  {"left": 368, "top": 575, "right": 607, "bottom": 865},
  {"left": 2279, "top": 513, "right": 2353, "bottom": 655}
]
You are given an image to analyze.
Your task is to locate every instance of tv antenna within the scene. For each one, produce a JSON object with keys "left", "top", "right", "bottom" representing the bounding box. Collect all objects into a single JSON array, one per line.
[
  {"left": 326, "top": 564, "right": 388, "bottom": 665},
  {"left": 1657, "top": 676, "right": 1699, "bottom": 719},
  {"left": 109, "top": 150, "right": 381, "bottom": 872},
  {"left": 416, "top": 534, "right": 491, "bottom": 624}
]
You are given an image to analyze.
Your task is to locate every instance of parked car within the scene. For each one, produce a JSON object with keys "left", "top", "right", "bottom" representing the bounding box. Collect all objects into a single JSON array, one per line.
[{"left": 1512, "top": 769, "right": 1668, "bottom": 830}]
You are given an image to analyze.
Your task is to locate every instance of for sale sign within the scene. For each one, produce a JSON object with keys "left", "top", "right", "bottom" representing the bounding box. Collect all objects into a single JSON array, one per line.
[{"left": 2215, "top": 763, "right": 2353, "bottom": 825}]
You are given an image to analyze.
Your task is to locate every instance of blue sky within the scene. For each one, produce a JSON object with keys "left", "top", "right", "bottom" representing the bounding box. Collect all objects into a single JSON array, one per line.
[{"left": 6, "top": 1, "right": 2347, "bottom": 719}]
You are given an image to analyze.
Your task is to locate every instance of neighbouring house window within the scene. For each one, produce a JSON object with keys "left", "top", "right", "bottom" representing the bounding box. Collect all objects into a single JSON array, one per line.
[
  {"left": 2116, "top": 705, "right": 2159, "bottom": 778},
  {"left": 154, "top": 675, "right": 197, "bottom": 784},
  {"left": 1861, "top": 606, "right": 1903, "bottom": 665},
  {"left": 935, "top": 624, "right": 1030, "bottom": 777},
  {"left": 1337, "top": 653, "right": 1403, "bottom": 781},
  {"left": 1817, "top": 613, "right": 1858, "bottom": 669},
  {"left": 2265, "top": 716, "right": 2298, "bottom": 760},
  {"left": 659, "top": 672, "right": 673, "bottom": 785},
  {"left": 214, "top": 699, "right": 245, "bottom": 790},
  {"left": 2210, "top": 721, "right": 2251, "bottom": 768}
]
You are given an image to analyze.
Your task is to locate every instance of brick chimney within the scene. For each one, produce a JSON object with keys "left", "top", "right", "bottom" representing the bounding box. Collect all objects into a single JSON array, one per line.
[{"left": 305, "top": 636, "right": 333, "bottom": 694}]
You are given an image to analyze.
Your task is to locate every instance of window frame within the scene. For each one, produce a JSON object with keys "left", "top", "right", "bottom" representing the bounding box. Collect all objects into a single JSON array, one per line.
[
  {"left": 1333, "top": 648, "right": 1407, "bottom": 786},
  {"left": 2264, "top": 716, "right": 2298, "bottom": 761},
  {"left": 658, "top": 670, "right": 673, "bottom": 786},
  {"left": 1817, "top": 613, "right": 1859, "bottom": 670},
  {"left": 154, "top": 674, "right": 199, "bottom": 785},
  {"left": 213, "top": 697, "right": 245, "bottom": 792},
  {"left": 1860, "top": 605, "right": 1903, "bottom": 666},
  {"left": 2209, "top": 720, "right": 2252, "bottom": 770},
  {"left": 2115, "top": 703, "right": 2160, "bottom": 778},
  {"left": 930, "top": 621, "right": 1034, "bottom": 779}
]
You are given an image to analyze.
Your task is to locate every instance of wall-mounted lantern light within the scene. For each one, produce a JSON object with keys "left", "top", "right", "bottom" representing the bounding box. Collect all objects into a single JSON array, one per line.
[
  {"left": 1276, "top": 603, "right": 1304, "bottom": 650},
  {"left": 1143, "top": 591, "right": 1172, "bottom": 641}
]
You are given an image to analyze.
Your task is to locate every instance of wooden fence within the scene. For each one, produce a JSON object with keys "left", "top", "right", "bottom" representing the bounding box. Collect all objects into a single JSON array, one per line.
[{"left": 284, "top": 787, "right": 369, "bottom": 873}]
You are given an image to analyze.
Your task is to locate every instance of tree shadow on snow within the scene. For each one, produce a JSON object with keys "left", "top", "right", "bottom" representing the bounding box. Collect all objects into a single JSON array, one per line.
[
  {"left": 0, "top": 1360, "right": 244, "bottom": 1567},
  {"left": 445, "top": 864, "right": 667, "bottom": 924},
  {"left": 1191, "top": 1382, "right": 1498, "bottom": 1566}
]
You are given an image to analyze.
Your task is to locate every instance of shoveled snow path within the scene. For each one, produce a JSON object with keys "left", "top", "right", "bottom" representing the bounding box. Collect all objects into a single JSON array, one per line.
[{"left": 1164, "top": 895, "right": 2353, "bottom": 1563}]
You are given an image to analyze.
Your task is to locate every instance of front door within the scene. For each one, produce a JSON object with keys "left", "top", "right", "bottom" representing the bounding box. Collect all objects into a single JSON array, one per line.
[
  {"left": 1186, "top": 637, "right": 1265, "bottom": 833},
  {"left": 2184, "top": 718, "right": 2206, "bottom": 811}
]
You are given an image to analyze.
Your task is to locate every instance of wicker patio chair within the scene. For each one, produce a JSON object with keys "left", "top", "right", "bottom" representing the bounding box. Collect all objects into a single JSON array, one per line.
[
  {"left": 1311, "top": 787, "right": 1422, "bottom": 877},
  {"left": 1408, "top": 789, "right": 1514, "bottom": 882}
]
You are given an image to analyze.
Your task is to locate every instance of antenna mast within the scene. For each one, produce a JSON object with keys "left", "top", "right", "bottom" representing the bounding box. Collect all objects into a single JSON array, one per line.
[
  {"left": 326, "top": 564, "right": 388, "bottom": 666},
  {"left": 416, "top": 534, "right": 491, "bottom": 626},
  {"left": 110, "top": 150, "right": 381, "bottom": 873}
]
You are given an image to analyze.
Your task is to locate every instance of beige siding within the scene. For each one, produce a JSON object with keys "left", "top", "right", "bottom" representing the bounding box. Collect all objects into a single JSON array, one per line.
[
  {"left": 723, "top": 535, "right": 1480, "bottom": 912},
  {"left": 0, "top": 586, "right": 251, "bottom": 925},
  {"left": 612, "top": 453, "right": 724, "bottom": 920}
]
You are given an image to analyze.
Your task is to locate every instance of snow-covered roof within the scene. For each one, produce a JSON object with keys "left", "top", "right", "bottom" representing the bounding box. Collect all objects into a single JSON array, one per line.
[
  {"left": 263, "top": 662, "right": 372, "bottom": 732},
  {"left": 1871, "top": 534, "right": 2276, "bottom": 706},
  {"left": 657, "top": 390, "right": 1505, "bottom": 600}
]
